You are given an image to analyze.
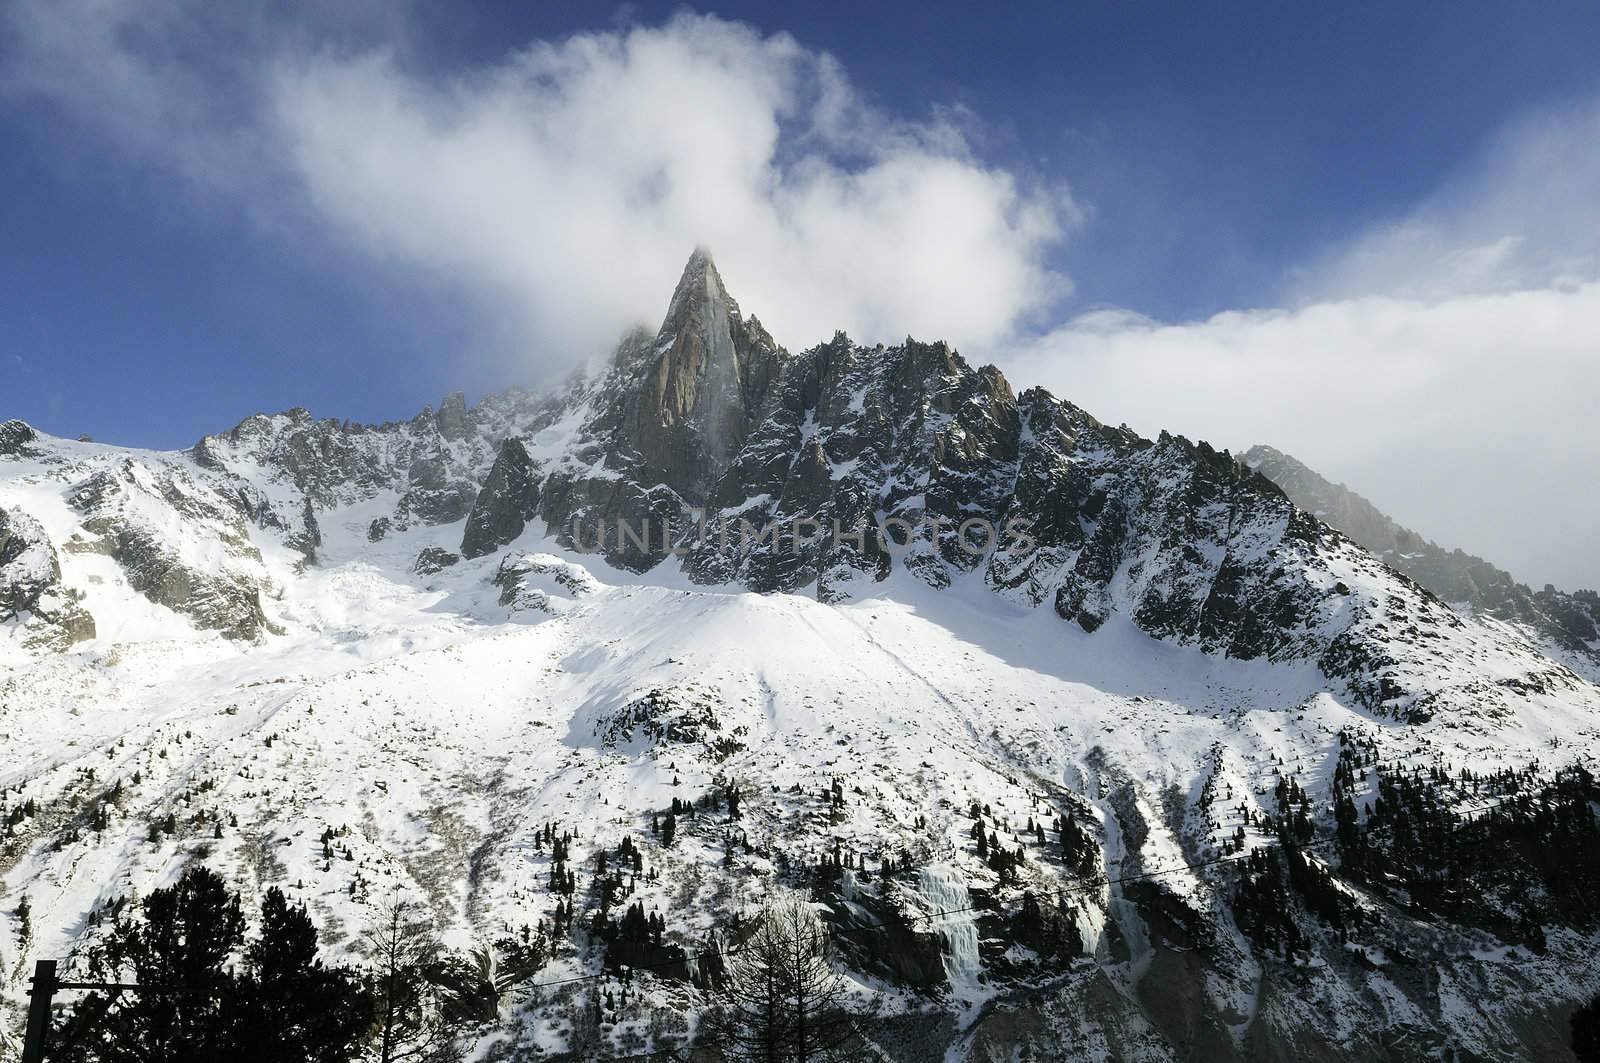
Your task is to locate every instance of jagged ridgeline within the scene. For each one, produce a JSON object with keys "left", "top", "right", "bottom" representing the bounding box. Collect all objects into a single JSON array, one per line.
[
  {"left": 4, "top": 251, "right": 1600, "bottom": 1061},
  {"left": 1245, "top": 443, "right": 1600, "bottom": 683}
]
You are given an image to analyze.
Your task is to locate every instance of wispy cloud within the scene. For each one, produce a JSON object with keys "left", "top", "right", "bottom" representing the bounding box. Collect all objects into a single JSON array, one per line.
[
  {"left": 1288, "top": 96, "right": 1600, "bottom": 302},
  {"left": 2, "top": 0, "right": 271, "bottom": 194},
  {"left": 1005, "top": 97, "right": 1600, "bottom": 588},
  {"left": 269, "top": 15, "right": 1078, "bottom": 360}
]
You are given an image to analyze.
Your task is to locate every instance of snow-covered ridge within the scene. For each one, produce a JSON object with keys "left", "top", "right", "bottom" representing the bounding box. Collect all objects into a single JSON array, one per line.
[{"left": 1245, "top": 442, "right": 1600, "bottom": 683}]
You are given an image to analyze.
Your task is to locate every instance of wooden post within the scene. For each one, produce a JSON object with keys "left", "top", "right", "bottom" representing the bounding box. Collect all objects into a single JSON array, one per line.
[{"left": 21, "top": 958, "right": 56, "bottom": 1063}]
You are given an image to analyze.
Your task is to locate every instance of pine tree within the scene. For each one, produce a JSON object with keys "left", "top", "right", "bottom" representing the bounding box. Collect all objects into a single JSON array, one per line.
[
  {"left": 365, "top": 900, "right": 456, "bottom": 1063},
  {"left": 56, "top": 866, "right": 245, "bottom": 1061},
  {"left": 234, "top": 888, "right": 373, "bottom": 1062},
  {"left": 54, "top": 868, "right": 372, "bottom": 1063},
  {"left": 704, "top": 897, "right": 868, "bottom": 1060}
]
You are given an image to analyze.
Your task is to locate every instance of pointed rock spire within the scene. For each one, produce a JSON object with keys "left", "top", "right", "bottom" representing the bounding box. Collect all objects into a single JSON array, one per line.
[
  {"left": 619, "top": 249, "right": 786, "bottom": 499},
  {"left": 657, "top": 246, "right": 727, "bottom": 341},
  {"left": 460, "top": 437, "right": 539, "bottom": 559},
  {"left": 435, "top": 392, "right": 469, "bottom": 440}
]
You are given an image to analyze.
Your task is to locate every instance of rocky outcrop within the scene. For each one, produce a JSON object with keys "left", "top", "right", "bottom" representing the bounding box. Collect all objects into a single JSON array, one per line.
[
  {"left": 493, "top": 552, "right": 598, "bottom": 616},
  {"left": 396, "top": 448, "right": 478, "bottom": 525},
  {"left": 0, "top": 504, "right": 95, "bottom": 649},
  {"left": 435, "top": 391, "right": 469, "bottom": 440},
  {"left": 531, "top": 251, "right": 789, "bottom": 572},
  {"left": 0, "top": 420, "right": 40, "bottom": 458},
  {"left": 594, "top": 688, "right": 744, "bottom": 759},
  {"left": 413, "top": 546, "right": 460, "bottom": 575},
  {"left": 620, "top": 248, "right": 786, "bottom": 499},
  {"left": 460, "top": 438, "right": 540, "bottom": 559},
  {"left": 288, "top": 497, "right": 322, "bottom": 564},
  {"left": 66, "top": 460, "right": 274, "bottom": 640},
  {"left": 679, "top": 332, "right": 1028, "bottom": 598}
]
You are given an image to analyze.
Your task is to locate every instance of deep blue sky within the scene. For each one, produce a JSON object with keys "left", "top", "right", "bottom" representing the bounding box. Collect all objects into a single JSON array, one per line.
[{"left": 4, "top": 0, "right": 1599, "bottom": 448}]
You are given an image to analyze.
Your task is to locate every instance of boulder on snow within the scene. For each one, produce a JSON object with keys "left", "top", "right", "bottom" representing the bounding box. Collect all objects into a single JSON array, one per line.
[
  {"left": 493, "top": 552, "right": 597, "bottom": 615},
  {"left": 413, "top": 546, "right": 460, "bottom": 575}
]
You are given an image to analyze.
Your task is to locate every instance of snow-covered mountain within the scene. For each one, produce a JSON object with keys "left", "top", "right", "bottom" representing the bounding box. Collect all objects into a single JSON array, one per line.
[
  {"left": 4, "top": 252, "right": 1599, "bottom": 1060},
  {"left": 1244, "top": 443, "right": 1600, "bottom": 684}
]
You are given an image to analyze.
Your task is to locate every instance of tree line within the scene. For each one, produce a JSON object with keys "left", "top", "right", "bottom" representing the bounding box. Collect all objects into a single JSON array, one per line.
[
  {"left": 49, "top": 866, "right": 512, "bottom": 1062},
  {"left": 41, "top": 862, "right": 878, "bottom": 1061}
]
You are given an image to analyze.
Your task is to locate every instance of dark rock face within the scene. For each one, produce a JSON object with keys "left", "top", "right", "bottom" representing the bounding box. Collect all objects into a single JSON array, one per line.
[
  {"left": 0, "top": 420, "right": 39, "bottom": 457},
  {"left": 0, "top": 504, "right": 95, "bottom": 648},
  {"left": 680, "top": 333, "right": 1024, "bottom": 599},
  {"left": 526, "top": 251, "right": 788, "bottom": 573},
  {"left": 435, "top": 391, "right": 469, "bottom": 440},
  {"left": 413, "top": 546, "right": 460, "bottom": 575},
  {"left": 460, "top": 438, "right": 540, "bottom": 559},
  {"left": 1245, "top": 444, "right": 1600, "bottom": 676},
  {"left": 621, "top": 248, "right": 786, "bottom": 500},
  {"left": 289, "top": 498, "right": 322, "bottom": 564}
]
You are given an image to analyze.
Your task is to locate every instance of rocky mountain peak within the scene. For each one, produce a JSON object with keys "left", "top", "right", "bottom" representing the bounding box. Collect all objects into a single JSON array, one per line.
[
  {"left": 1245, "top": 443, "right": 1600, "bottom": 676},
  {"left": 612, "top": 249, "right": 787, "bottom": 500},
  {"left": 435, "top": 391, "right": 469, "bottom": 439},
  {"left": 656, "top": 246, "right": 726, "bottom": 339}
]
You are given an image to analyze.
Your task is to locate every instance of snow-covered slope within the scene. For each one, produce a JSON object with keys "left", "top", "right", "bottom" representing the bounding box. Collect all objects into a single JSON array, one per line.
[
  {"left": 4, "top": 254, "right": 1599, "bottom": 1060},
  {"left": 1245, "top": 443, "right": 1600, "bottom": 684}
]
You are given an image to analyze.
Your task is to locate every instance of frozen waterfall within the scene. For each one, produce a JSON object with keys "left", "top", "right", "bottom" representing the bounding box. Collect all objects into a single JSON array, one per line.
[{"left": 918, "top": 865, "right": 981, "bottom": 985}]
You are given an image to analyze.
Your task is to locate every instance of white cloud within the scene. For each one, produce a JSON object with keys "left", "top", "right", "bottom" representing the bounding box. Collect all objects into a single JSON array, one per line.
[
  {"left": 266, "top": 15, "right": 1072, "bottom": 361},
  {"left": 3, "top": 2, "right": 1073, "bottom": 363},
  {"left": 1006, "top": 282, "right": 1600, "bottom": 590}
]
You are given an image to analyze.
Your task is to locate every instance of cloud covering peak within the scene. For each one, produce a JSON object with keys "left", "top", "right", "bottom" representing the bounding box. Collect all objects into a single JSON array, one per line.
[
  {"left": 5, "top": 3, "right": 1074, "bottom": 363},
  {"left": 5, "top": 1, "right": 1598, "bottom": 588}
]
